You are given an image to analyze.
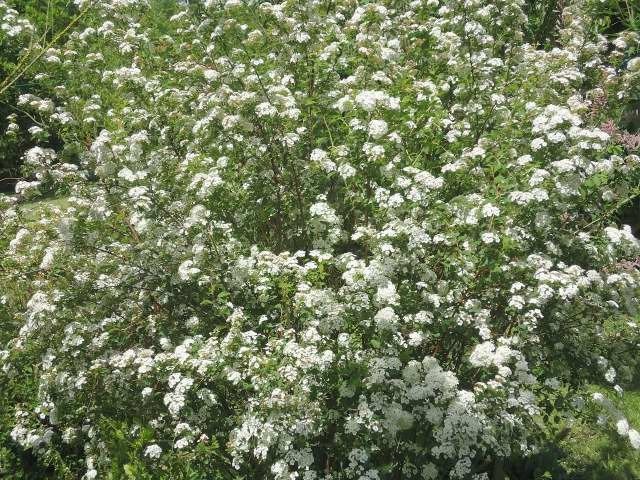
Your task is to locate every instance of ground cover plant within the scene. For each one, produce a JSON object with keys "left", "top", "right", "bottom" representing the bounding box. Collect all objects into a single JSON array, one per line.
[{"left": 1, "top": 0, "right": 640, "bottom": 478}]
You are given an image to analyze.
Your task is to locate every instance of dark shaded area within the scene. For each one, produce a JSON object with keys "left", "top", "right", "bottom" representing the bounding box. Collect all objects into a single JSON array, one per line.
[
  {"left": 615, "top": 102, "right": 640, "bottom": 236},
  {"left": 0, "top": 0, "right": 76, "bottom": 192}
]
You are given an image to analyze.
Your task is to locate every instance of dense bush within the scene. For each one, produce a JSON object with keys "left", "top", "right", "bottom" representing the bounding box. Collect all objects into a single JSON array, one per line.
[{"left": 1, "top": 0, "right": 640, "bottom": 479}]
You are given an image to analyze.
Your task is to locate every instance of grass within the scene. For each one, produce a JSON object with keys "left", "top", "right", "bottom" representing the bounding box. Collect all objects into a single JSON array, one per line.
[
  {"left": 558, "top": 388, "right": 640, "bottom": 480},
  {"left": 17, "top": 195, "right": 70, "bottom": 222},
  {"left": 499, "top": 387, "right": 640, "bottom": 480}
]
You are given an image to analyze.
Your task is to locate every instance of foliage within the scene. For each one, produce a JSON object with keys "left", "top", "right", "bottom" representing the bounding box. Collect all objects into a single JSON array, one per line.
[
  {"left": 0, "top": 0, "right": 79, "bottom": 190},
  {"left": 1, "top": 0, "right": 640, "bottom": 479}
]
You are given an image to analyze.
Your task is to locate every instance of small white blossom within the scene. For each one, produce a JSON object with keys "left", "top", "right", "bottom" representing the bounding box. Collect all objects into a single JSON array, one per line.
[{"left": 144, "top": 444, "right": 162, "bottom": 459}]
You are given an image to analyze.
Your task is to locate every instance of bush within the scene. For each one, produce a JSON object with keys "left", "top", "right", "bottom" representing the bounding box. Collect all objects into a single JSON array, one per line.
[{"left": 1, "top": 0, "right": 640, "bottom": 478}]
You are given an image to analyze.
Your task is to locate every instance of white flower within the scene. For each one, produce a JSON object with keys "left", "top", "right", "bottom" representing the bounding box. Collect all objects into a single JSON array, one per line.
[
  {"left": 375, "top": 281, "right": 399, "bottom": 305},
  {"left": 203, "top": 69, "right": 219, "bottom": 81},
  {"left": 613, "top": 37, "right": 627, "bottom": 49},
  {"left": 547, "top": 131, "right": 566, "bottom": 143},
  {"left": 407, "top": 332, "right": 423, "bottom": 346},
  {"left": 604, "top": 366, "right": 616, "bottom": 383},
  {"left": 354, "top": 90, "right": 399, "bottom": 112},
  {"left": 178, "top": 260, "right": 200, "bottom": 281},
  {"left": 481, "top": 203, "right": 500, "bottom": 217},
  {"left": 516, "top": 154, "right": 533, "bottom": 166},
  {"left": 627, "top": 57, "right": 640, "bottom": 72},
  {"left": 221, "top": 115, "right": 241, "bottom": 130},
  {"left": 175, "top": 437, "right": 190, "bottom": 449},
  {"left": 144, "top": 444, "right": 162, "bottom": 459},
  {"left": 469, "top": 341, "right": 496, "bottom": 367},
  {"left": 310, "top": 148, "right": 336, "bottom": 171},
  {"left": 368, "top": 119, "right": 388, "bottom": 139},
  {"left": 531, "top": 138, "right": 547, "bottom": 151},
  {"left": 466, "top": 146, "right": 485, "bottom": 158},
  {"left": 338, "top": 163, "right": 356, "bottom": 179},
  {"left": 616, "top": 418, "right": 629, "bottom": 436},
  {"left": 374, "top": 307, "right": 398, "bottom": 330},
  {"left": 118, "top": 167, "right": 146, "bottom": 182},
  {"left": 255, "top": 102, "right": 277, "bottom": 117},
  {"left": 604, "top": 226, "right": 637, "bottom": 245},
  {"left": 481, "top": 232, "right": 500, "bottom": 244},
  {"left": 310, "top": 201, "right": 339, "bottom": 224},
  {"left": 310, "top": 148, "right": 328, "bottom": 162},
  {"left": 508, "top": 295, "right": 525, "bottom": 310},
  {"left": 227, "top": 370, "right": 242, "bottom": 384},
  {"left": 544, "top": 377, "right": 561, "bottom": 389},
  {"left": 39, "top": 247, "right": 56, "bottom": 270},
  {"left": 224, "top": 0, "right": 241, "bottom": 9}
]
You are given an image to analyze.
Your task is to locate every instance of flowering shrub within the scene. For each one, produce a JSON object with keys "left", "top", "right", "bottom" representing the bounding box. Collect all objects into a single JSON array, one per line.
[{"left": 1, "top": 0, "right": 640, "bottom": 478}]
